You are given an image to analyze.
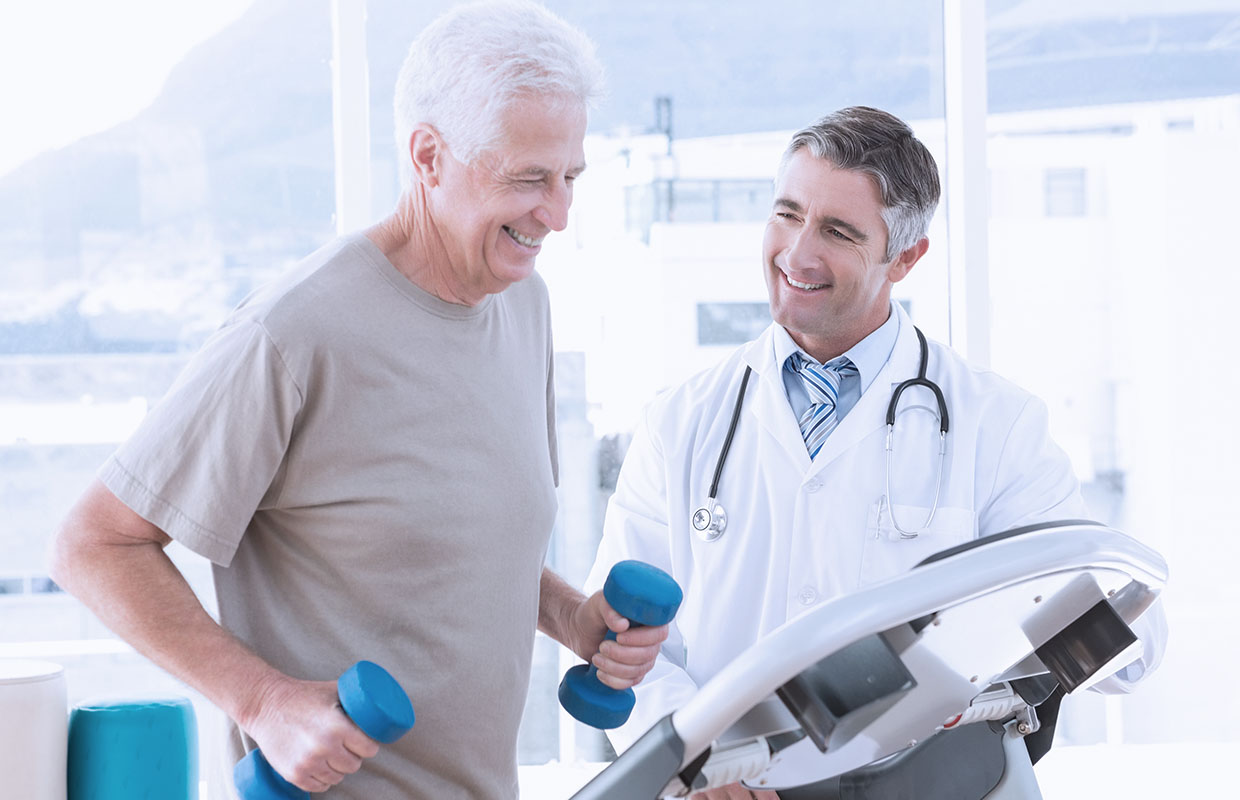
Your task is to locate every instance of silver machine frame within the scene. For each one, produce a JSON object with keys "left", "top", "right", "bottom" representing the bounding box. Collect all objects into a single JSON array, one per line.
[{"left": 570, "top": 521, "right": 1167, "bottom": 800}]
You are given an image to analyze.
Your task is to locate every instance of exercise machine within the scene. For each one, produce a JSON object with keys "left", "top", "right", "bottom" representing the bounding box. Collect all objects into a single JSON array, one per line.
[{"left": 570, "top": 521, "right": 1166, "bottom": 799}]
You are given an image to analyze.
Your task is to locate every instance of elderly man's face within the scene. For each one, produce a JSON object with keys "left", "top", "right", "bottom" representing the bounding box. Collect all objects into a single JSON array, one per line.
[
  {"left": 434, "top": 98, "right": 587, "bottom": 295},
  {"left": 762, "top": 150, "right": 918, "bottom": 359}
]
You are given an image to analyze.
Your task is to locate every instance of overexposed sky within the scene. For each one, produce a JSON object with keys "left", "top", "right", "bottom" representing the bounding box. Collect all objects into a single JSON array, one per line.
[{"left": 0, "top": 0, "right": 257, "bottom": 178}]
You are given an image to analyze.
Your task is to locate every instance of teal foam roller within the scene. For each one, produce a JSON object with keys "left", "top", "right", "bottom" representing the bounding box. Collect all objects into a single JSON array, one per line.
[{"left": 67, "top": 696, "right": 198, "bottom": 800}]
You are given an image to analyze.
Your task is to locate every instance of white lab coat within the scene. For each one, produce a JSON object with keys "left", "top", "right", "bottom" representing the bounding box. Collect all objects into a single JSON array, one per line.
[{"left": 586, "top": 304, "right": 1165, "bottom": 752}]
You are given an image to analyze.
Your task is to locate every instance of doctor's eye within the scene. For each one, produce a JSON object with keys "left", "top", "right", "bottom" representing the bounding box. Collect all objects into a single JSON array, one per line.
[{"left": 826, "top": 227, "right": 853, "bottom": 243}]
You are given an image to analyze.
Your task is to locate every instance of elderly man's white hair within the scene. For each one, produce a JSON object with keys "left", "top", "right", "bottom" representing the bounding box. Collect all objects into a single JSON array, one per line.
[{"left": 393, "top": 0, "right": 604, "bottom": 188}]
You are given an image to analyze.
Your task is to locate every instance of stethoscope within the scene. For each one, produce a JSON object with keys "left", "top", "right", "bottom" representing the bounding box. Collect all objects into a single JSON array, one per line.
[{"left": 691, "top": 327, "right": 949, "bottom": 542}]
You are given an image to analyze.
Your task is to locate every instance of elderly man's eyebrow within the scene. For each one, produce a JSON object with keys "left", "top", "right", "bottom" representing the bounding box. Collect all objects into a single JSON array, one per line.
[
  {"left": 773, "top": 198, "right": 869, "bottom": 242},
  {"left": 512, "top": 163, "right": 588, "bottom": 179}
]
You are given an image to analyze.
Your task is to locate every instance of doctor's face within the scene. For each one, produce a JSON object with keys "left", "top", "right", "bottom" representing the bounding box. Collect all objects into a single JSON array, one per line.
[{"left": 762, "top": 150, "right": 923, "bottom": 361}]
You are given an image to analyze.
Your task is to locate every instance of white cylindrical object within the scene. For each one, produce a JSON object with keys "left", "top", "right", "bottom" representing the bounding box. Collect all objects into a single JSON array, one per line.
[{"left": 0, "top": 659, "right": 68, "bottom": 800}]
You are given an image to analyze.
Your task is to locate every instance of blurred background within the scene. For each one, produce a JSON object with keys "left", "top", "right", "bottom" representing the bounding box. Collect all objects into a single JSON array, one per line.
[{"left": 2, "top": 0, "right": 1237, "bottom": 796}]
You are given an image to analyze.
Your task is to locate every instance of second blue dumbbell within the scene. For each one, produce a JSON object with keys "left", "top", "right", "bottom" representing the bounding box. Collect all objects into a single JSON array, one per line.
[
  {"left": 234, "top": 660, "right": 415, "bottom": 800},
  {"left": 559, "top": 560, "right": 683, "bottom": 729}
]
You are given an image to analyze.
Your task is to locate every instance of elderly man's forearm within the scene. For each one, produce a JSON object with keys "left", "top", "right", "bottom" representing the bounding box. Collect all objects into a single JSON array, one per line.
[
  {"left": 536, "top": 567, "right": 590, "bottom": 653},
  {"left": 50, "top": 487, "right": 285, "bottom": 729}
]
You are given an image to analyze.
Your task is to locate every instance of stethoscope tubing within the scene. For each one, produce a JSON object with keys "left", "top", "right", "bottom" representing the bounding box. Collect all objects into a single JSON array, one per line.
[
  {"left": 709, "top": 367, "right": 753, "bottom": 500},
  {"left": 885, "top": 328, "right": 949, "bottom": 434},
  {"left": 693, "top": 326, "right": 949, "bottom": 541}
]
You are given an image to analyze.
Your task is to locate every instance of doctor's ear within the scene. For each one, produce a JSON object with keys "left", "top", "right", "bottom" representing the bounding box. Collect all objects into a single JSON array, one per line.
[{"left": 886, "top": 237, "right": 930, "bottom": 283}]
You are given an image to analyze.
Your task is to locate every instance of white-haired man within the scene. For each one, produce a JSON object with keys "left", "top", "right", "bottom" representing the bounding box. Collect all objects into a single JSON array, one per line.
[{"left": 50, "top": 2, "right": 665, "bottom": 797}]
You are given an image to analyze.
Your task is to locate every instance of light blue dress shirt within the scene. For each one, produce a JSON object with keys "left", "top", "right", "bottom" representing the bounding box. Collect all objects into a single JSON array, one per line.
[{"left": 775, "top": 302, "right": 902, "bottom": 423}]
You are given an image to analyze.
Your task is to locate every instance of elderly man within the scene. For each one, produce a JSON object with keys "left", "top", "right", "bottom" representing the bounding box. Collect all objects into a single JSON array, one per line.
[
  {"left": 585, "top": 106, "right": 1165, "bottom": 799},
  {"left": 50, "top": 2, "right": 665, "bottom": 797}
]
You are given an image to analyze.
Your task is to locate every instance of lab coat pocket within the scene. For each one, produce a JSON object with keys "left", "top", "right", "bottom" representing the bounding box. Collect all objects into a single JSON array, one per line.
[{"left": 859, "top": 502, "right": 976, "bottom": 587}]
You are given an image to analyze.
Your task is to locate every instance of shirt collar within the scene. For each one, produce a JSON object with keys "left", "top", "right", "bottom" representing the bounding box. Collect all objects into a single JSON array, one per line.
[{"left": 775, "top": 301, "right": 902, "bottom": 394}]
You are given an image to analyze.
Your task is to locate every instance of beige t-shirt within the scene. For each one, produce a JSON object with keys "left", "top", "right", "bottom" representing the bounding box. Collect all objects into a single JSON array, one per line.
[{"left": 100, "top": 234, "right": 559, "bottom": 798}]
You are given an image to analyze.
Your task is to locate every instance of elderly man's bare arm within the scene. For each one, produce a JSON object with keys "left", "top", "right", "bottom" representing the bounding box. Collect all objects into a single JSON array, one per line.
[{"left": 50, "top": 479, "right": 380, "bottom": 793}]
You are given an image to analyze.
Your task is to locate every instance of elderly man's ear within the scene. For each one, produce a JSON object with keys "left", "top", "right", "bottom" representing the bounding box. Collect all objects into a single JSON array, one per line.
[{"left": 408, "top": 125, "right": 443, "bottom": 188}]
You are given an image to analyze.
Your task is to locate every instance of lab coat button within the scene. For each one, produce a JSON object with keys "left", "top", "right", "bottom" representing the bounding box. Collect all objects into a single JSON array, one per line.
[
  {"left": 799, "top": 586, "right": 818, "bottom": 605},
  {"left": 804, "top": 479, "right": 823, "bottom": 493}
]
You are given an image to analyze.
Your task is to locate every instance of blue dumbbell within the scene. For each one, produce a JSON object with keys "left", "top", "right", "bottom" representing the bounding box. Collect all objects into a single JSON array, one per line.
[
  {"left": 558, "top": 560, "right": 683, "bottom": 729},
  {"left": 234, "top": 660, "right": 415, "bottom": 800}
]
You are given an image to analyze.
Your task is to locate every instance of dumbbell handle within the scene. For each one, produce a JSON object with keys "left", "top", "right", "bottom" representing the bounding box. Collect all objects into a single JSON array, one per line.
[
  {"left": 582, "top": 627, "right": 636, "bottom": 680},
  {"left": 234, "top": 661, "right": 414, "bottom": 800}
]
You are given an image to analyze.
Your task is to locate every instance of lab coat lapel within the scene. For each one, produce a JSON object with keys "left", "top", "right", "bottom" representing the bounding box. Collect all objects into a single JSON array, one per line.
[
  {"left": 742, "top": 327, "right": 813, "bottom": 471},
  {"left": 805, "top": 309, "right": 924, "bottom": 475}
]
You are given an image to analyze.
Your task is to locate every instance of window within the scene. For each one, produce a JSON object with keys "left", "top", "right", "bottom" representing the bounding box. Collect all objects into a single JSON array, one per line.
[
  {"left": 10, "top": 1, "right": 1226, "bottom": 797},
  {"left": 365, "top": 0, "right": 948, "bottom": 769},
  {"left": 985, "top": 3, "right": 1240, "bottom": 791},
  {"left": 647, "top": 178, "right": 774, "bottom": 224},
  {"left": 1043, "top": 167, "right": 1088, "bottom": 217},
  {"left": 1, "top": 0, "right": 334, "bottom": 791},
  {"left": 697, "top": 301, "right": 772, "bottom": 346}
]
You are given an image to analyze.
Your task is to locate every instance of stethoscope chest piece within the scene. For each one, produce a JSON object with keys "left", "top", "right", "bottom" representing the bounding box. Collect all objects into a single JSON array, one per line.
[{"left": 692, "top": 503, "right": 727, "bottom": 541}]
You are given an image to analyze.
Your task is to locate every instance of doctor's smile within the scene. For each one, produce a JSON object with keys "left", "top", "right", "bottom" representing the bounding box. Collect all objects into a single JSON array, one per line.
[{"left": 783, "top": 273, "right": 830, "bottom": 291}]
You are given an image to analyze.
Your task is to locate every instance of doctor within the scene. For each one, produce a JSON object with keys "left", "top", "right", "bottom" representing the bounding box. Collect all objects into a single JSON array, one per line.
[{"left": 585, "top": 107, "right": 1164, "bottom": 795}]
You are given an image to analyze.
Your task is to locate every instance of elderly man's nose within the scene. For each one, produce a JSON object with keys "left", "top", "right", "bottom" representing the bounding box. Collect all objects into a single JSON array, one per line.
[{"left": 534, "top": 183, "right": 572, "bottom": 232}]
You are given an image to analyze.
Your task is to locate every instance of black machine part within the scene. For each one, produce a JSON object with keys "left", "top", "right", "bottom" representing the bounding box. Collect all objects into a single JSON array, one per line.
[
  {"left": 1035, "top": 598, "right": 1138, "bottom": 693},
  {"left": 775, "top": 721, "right": 1007, "bottom": 800},
  {"left": 913, "top": 519, "right": 1101, "bottom": 569},
  {"left": 568, "top": 715, "right": 686, "bottom": 800},
  {"left": 775, "top": 632, "right": 916, "bottom": 753}
]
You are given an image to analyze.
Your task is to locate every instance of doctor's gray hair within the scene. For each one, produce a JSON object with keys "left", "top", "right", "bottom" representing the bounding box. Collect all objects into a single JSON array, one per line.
[
  {"left": 780, "top": 107, "right": 941, "bottom": 262},
  {"left": 393, "top": 0, "right": 604, "bottom": 188}
]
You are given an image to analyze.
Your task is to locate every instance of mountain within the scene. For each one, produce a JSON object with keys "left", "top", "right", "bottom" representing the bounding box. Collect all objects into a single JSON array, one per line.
[{"left": 0, "top": 0, "right": 1237, "bottom": 353}]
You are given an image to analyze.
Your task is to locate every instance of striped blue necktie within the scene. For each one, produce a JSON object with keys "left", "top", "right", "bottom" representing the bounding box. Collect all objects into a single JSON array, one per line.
[{"left": 793, "top": 354, "right": 859, "bottom": 459}]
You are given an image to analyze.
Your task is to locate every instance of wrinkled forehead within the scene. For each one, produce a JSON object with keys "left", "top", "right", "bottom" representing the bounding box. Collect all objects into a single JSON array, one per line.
[
  {"left": 776, "top": 149, "right": 882, "bottom": 196},
  {"left": 476, "top": 95, "right": 589, "bottom": 170},
  {"left": 775, "top": 151, "right": 884, "bottom": 213}
]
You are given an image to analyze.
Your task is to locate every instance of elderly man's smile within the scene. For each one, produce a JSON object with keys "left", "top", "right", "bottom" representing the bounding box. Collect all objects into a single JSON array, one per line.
[{"left": 504, "top": 225, "right": 544, "bottom": 248}]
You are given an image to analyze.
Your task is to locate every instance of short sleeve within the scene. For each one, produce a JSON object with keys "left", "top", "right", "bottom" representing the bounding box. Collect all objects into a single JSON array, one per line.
[{"left": 99, "top": 320, "right": 303, "bottom": 566}]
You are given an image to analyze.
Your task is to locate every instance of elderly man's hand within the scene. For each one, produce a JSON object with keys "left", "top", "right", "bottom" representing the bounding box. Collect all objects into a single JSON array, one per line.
[
  {"left": 569, "top": 589, "right": 669, "bottom": 689},
  {"left": 242, "top": 674, "right": 380, "bottom": 792}
]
